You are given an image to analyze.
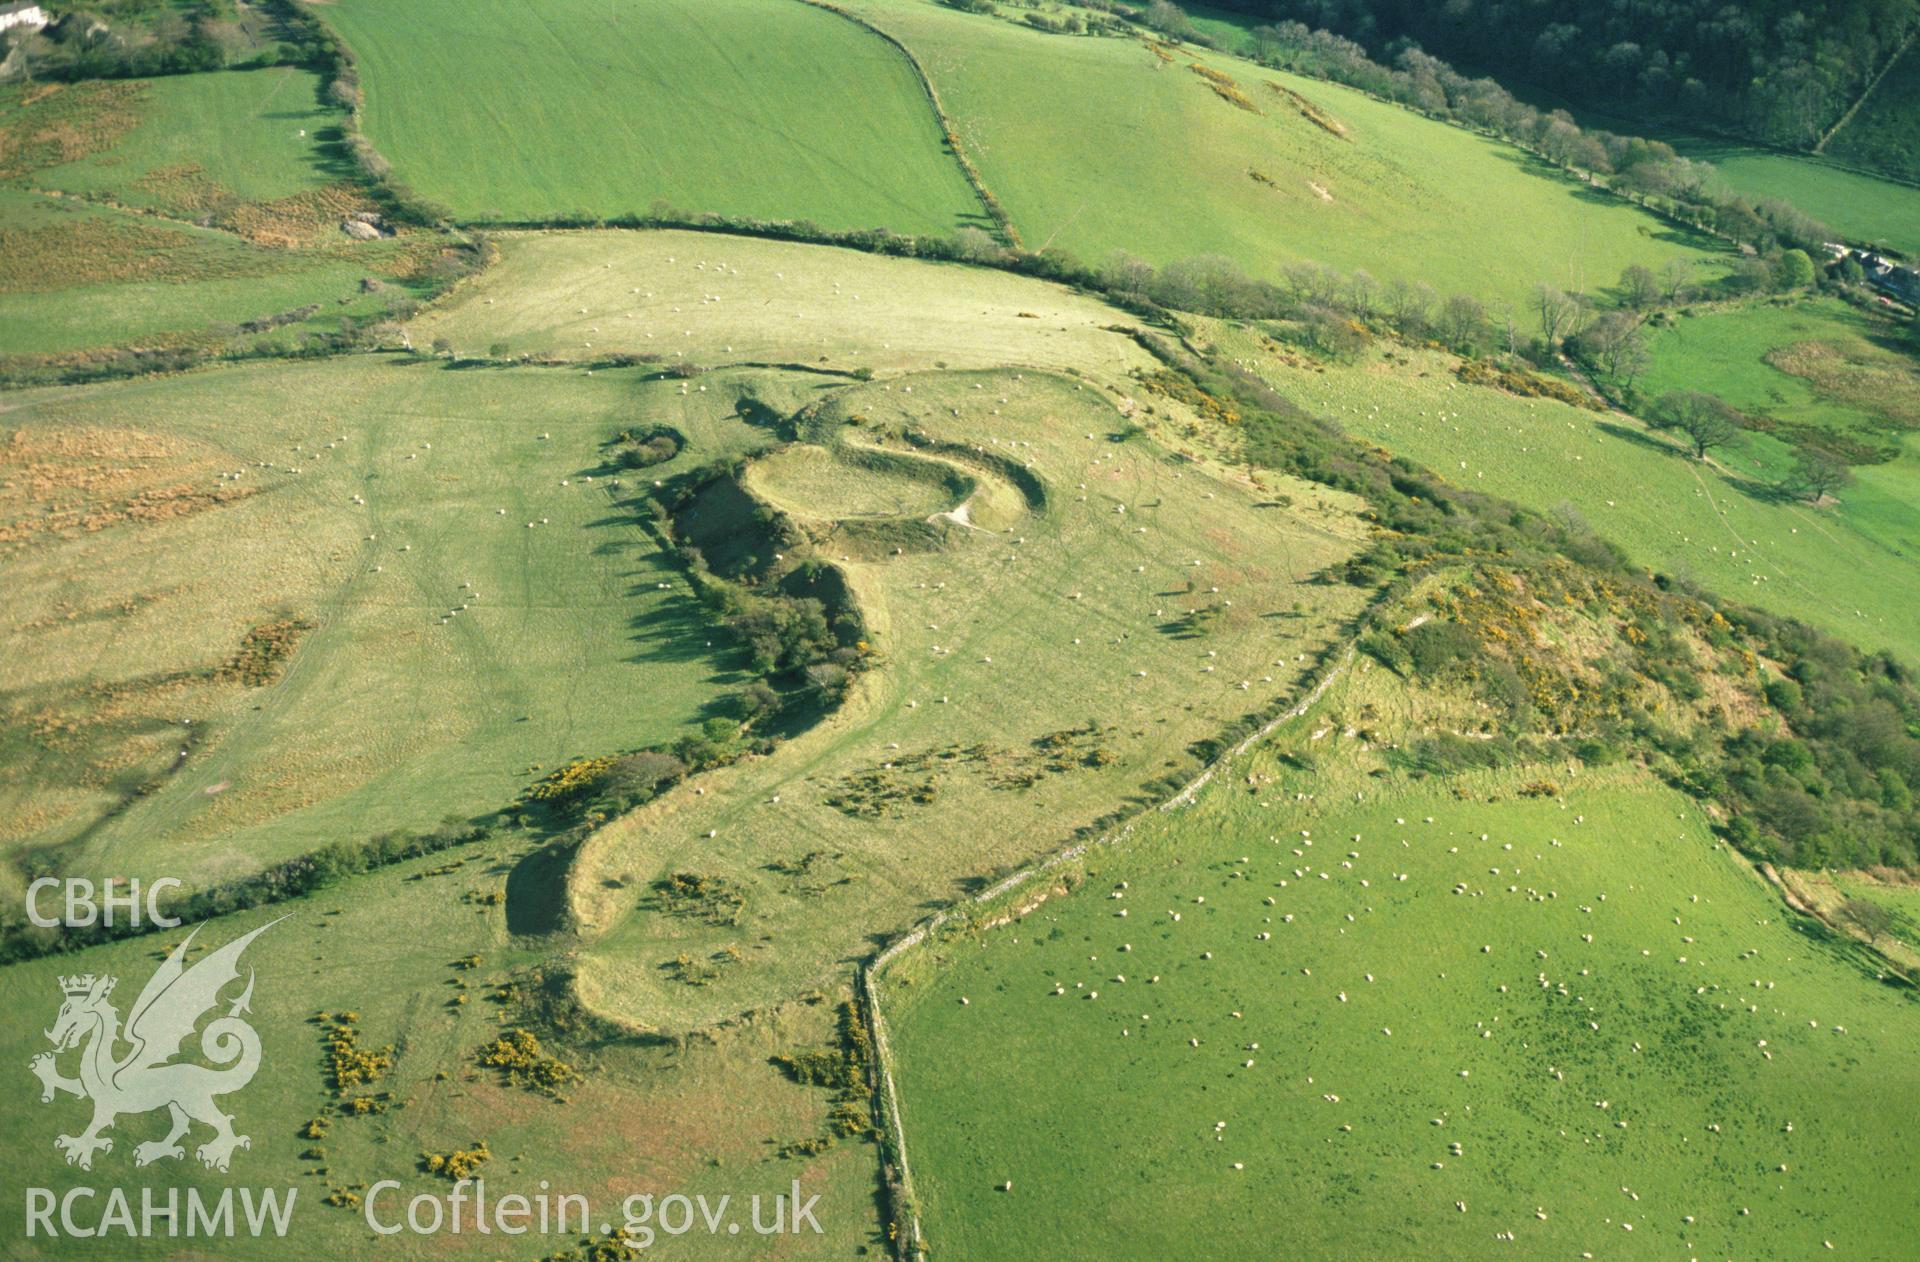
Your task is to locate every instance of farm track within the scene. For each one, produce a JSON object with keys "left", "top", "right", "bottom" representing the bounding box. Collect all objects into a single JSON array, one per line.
[{"left": 1816, "top": 30, "right": 1918, "bottom": 154}]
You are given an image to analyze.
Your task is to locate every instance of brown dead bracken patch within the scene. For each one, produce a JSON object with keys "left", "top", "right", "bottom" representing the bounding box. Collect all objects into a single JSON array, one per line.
[
  {"left": 0, "top": 80, "right": 148, "bottom": 179},
  {"left": 0, "top": 425, "right": 251, "bottom": 548}
]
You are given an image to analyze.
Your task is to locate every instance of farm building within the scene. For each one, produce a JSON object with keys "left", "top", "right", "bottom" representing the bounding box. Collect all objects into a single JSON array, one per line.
[{"left": 0, "top": 2, "right": 46, "bottom": 33}]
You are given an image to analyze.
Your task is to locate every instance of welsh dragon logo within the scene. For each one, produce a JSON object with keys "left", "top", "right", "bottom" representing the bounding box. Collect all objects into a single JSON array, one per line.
[{"left": 28, "top": 919, "right": 280, "bottom": 1172}]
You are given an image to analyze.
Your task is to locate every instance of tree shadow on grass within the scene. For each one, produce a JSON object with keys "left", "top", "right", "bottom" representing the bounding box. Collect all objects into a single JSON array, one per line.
[
  {"left": 1595, "top": 419, "right": 1680, "bottom": 456},
  {"left": 1782, "top": 906, "right": 1920, "bottom": 999},
  {"left": 505, "top": 840, "right": 574, "bottom": 936},
  {"left": 1725, "top": 471, "right": 1795, "bottom": 506}
]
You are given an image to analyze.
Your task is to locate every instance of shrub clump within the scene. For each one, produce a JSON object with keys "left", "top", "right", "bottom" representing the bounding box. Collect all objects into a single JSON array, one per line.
[
  {"left": 420, "top": 1141, "right": 491, "bottom": 1181},
  {"left": 475, "top": 1029, "right": 581, "bottom": 1100}
]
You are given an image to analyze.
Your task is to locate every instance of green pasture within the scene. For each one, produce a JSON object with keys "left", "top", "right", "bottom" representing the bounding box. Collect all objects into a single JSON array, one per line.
[
  {"left": 1207, "top": 323, "right": 1920, "bottom": 665},
  {"left": 886, "top": 668, "right": 1920, "bottom": 1259},
  {"left": 322, "top": 0, "right": 984, "bottom": 232},
  {"left": 1831, "top": 874, "right": 1920, "bottom": 952},
  {"left": 1639, "top": 297, "right": 1916, "bottom": 479},
  {"left": 23, "top": 67, "right": 345, "bottom": 211},
  {"left": 409, "top": 228, "right": 1159, "bottom": 378},
  {"left": 1695, "top": 144, "right": 1920, "bottom": 256},
  {"left": 0, "top": 357, "right": 783, "bottom": 892},
  {"left": 846, "top": 0, "right": 1718, "bottom": 311},
  {"left": 0, "top": 191, "right": 420, "bottom": 359}
]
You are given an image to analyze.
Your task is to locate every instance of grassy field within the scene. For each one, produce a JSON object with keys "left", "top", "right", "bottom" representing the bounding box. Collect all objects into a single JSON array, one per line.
[
  {"left": 1832, "top": 874, "right": 1920, "bottom": 955},
  {"left": 1204, "top": 321, "right": 1920, "bottom": 666},
  {"left": 409, "top": 229, "right": 1159, "bottom": 377},
  {"left": 568, "top": 363, "right": 1372, "bottom": 1031},
  {"left": 20, "top": 67, "right": 347, "bottom": 212},
  {"left": 0, "top": 831, "right": 879, "bottom": 1257},
  {"left": 0, "top": 190, "right": 427, "bottom": 356},
  {"left": 886, "top": 664, "right": 1920, "bottom": 1259},
  {"left": 1639, "top": 298, "right": 1920, "bottom": 478},
  {"left": 0, "top": 76, "right": 434, "bottom": 358},
  {"left": 322, "top": 0, "right": 985, "bottom": 232},
  {"left": 0, "top": 357, "right": 788, "bottom": 896},
  {"left": 845, "top": 0, "right": 1717, "bottom": 312},
  {"left": 1690, "top": 144, "right": 1920, "bottom": 256},
  {"left": 1430, "top": 78, "right": 1920, "bottom": 256}
]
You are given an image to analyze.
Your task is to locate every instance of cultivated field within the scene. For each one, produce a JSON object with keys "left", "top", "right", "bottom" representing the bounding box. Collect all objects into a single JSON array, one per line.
[
  {"left": 322, "top": 0, "right": 985, "bottom": 232},
  {"left": 846, "top": 0, "right": 1717, "bottom": 311},
  {"left": 0, "top": 357, "right": 782, "bottom": 894},
  {"left": 886, "top": 664, "right": 1920, "bottom": 1259}
]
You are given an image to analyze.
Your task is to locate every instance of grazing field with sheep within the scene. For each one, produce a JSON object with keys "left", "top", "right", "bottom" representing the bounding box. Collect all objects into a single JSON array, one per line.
[
  {"left": 885, "top": 663, "right": 1920, "bottom": 1260},
  {"left": 567, "top": 364, "right": 1373, "bottom": 1031},
  {"left": 840, "top": 0, "right": 1716, "bottom": 312},
  {"left": 1200, "top": 320, "right": 1920, "bottom": 666},
  {"left": 7, "top": 1, "right": 1920, "bottom": 1256},
  {"left": 320, "top": 0, "right": 985, "bottom": 232},
  {"left": 0, "top": 357, "right": 783, "bottom": 896},
  {"left": 406, "top": 229, "right": 1156, "bottom": 378}
]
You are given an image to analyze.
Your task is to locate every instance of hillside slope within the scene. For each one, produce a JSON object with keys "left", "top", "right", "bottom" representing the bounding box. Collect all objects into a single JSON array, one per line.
[
  {"left": 887, "top": 634, "right": 1920, "bottom": 1259},
  {"left": 322, "top": 0, "right": 986, "bottom": 231},
  {"left": 843, "top": 0, "right": 1714, "bottom": 312}
]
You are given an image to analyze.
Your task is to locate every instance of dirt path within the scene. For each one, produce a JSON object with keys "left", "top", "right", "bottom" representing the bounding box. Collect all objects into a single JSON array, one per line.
[{"left": 1816, "top": 31, "right": 1916, "bottom": 154}]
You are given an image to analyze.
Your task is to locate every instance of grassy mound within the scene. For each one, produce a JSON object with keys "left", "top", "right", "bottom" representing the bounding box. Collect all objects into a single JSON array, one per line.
[
  {"left": 569, "top": 365, "right": 1372, "bottom": 1030},
  {"left": 843, "top": 0, "right": 1715, "bottom": 311},
  {"left": 749, "top": 442, "right": 963, "bottom": 520},
  {"left": 323, "top": 0, "right": 984, "bottom": 231},
  {"left": 886, "top": 664, "right": 1920, "bottom": 1259}
]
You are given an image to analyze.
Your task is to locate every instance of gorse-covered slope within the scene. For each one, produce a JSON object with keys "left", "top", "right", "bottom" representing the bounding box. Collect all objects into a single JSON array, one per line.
[{"left": 322, "top": 0, "right": 987, "bottom": 231}]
